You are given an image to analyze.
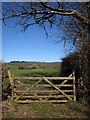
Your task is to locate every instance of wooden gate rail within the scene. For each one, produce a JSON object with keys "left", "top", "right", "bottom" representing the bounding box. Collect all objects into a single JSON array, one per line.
[{"left": 8, "top": 70, "right": 76, "bottom": 103}]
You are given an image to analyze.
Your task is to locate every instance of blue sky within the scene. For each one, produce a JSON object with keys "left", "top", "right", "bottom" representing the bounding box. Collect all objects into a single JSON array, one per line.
[
  {"left": 2, "top": 3, "right": 70, "bottom": 62},
  {"left": 2, "top": 23, "right": 66, "bottom": 62},
  {"left": 0, "top": 2, "right": 2, "bottom": 60}
]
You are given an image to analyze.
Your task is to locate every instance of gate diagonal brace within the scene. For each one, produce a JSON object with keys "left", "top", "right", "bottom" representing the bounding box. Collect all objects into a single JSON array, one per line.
[
  {"left": 48, "top": 74, "right": 72, "bottom": 97},
  {"left": 14, "top": 79, "right": 42, "bottom": 101},
  {"left": 58, "top": 73, "right": 73, "bottom": 88},
  {"left": 43, "top": 77, "right": 72, "bottom": 101}
]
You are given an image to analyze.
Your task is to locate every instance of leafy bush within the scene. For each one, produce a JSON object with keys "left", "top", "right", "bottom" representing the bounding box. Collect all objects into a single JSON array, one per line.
[{"left": 1, "top": 62, "right": 11, "bottom": 100}]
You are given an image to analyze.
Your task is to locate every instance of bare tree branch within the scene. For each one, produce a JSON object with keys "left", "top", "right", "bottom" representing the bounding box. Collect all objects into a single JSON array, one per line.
[
  {"left": 1, "top": 2, "right": 89, "bottom": 26},
  {"left": 40, "top": 2, "right": 89, "bottom": 26}
]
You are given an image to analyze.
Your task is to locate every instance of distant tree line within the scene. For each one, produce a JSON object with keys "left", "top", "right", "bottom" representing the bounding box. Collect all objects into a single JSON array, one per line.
[
  {"left": 18, "top": 65, "right": 37, "bottom": 70},
  {"left": 10, "top": 61, "right": 26, "bottom": 63}
]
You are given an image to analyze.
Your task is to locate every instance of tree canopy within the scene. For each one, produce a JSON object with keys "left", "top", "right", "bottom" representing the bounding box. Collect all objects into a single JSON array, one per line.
[
  {"left": 2, "top": 2, "right": 89, "bottom": 26},
  {"left": 1, "top": 2, "right": 89, "bottom": 47}
]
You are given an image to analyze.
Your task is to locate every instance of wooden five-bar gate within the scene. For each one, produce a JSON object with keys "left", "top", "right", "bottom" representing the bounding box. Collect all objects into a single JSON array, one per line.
[{"left": 8, "top": 70, "right": 76, "bottom": 103}]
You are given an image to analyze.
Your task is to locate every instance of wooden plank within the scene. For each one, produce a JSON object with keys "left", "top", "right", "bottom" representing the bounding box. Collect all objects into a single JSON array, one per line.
[
  {"left": 17, "top": 100, "right": 68, "bottom": 103},
  {"left": 43, "top": 77, "right": 73, "bottom": 80},
  {"left": 43, "top": 77, "right": 72, "bottom": 101},
  {"left": 15, "top": 84, "right": 73, "bottom": 88},
  {"left": 60, "top": 79, "right": 68, "bottom": 86},
  {"left": 14, "top": 90, "right": 73, "bottom": 93},
  {"left": 14, "top": 77, "right": 73, "bottom": 80},
  {"left": 14, "top": 79, "right": 42, "bottom": 101},
  {"left": 14, "top": 77, "right": 42, "bottom": 80},
  {"left": 32, "top": 90, "right": 43, "bottom": 101},
  {"left": 8, "top": 70, "right": 14, "bottom": 100},
  {"left": 17, "top": 80, "right": 27, "bottom": 86},
  {"left": 68, "top": 73, "right": 73, "bottom": 77},
  {"left": 13, "top": 95, "right": 73, "bottom": 99},
  {"left": 8, "top": 70, "right": 14, "bottom": 87},
  {"left": 73, "top": 71, "right": 76, "bottom": 101}
]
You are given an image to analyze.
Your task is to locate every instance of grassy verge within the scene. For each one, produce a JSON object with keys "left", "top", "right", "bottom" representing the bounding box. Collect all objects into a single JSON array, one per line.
[
  {"left": 27, "top": 102, "right": 75, "bottom": 118},
  {"left": 6, "top": 112, "right": 14, "bottom": 118},
  {"left": 66, "top": 100, "right": 82, "bottom": 112},
  {"left": 3, "top": 101, "right": 88, "bottom": 118},
  {"left": 66, "top": 100, "right": 89, "bottom": 118}
]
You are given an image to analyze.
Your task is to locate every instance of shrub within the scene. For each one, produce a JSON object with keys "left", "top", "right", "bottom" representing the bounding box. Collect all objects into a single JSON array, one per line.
[{"left": 1, "top": 61, "right": 11, "bottom": 100}]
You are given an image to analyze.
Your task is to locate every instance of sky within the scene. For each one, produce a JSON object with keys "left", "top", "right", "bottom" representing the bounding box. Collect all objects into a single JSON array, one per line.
[
  {"left": 0, "top": 2, "right": 2, "bottom": 61},
  {"left": 1, "top": 2, "right": 70, "bottom": 63},
  {"left": 2, "top": 23, "right": 67, "bottom": 62}
]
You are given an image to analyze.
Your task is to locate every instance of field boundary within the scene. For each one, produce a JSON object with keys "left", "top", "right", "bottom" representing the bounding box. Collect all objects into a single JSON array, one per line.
[{"left": 8, "top": 70, "right": 76, "bottom": 103}]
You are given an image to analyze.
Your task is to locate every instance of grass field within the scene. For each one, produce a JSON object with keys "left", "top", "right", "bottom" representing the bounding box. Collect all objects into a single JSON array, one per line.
[{"left": 7, "top": 61, "right": 61, "bottom": 77}]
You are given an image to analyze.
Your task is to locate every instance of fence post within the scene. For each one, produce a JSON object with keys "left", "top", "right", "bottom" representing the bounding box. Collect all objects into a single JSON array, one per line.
[
  {"left": 8, "top": 70, "right": 14, "bottom": 101},
  {"left": 73, "top": 70, "right": 76, "bottom": 102}
]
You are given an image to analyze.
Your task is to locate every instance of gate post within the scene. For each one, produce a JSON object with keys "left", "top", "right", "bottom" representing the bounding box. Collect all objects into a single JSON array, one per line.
[
  {"left": 8, "top": 70, "right": 14, "bottom": 101},
  {"left": 73, "top": 70, "right": 76, "bottom": 101}
]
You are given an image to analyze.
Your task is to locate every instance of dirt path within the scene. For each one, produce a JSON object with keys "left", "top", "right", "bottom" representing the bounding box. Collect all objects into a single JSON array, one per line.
[{"left": 2, "top": 100, "right": 88, "bottom": 118}]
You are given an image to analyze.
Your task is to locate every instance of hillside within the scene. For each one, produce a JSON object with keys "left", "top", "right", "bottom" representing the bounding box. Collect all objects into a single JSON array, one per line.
[{"left": 7, "top": 61, "right": 61, "bottom": 77}]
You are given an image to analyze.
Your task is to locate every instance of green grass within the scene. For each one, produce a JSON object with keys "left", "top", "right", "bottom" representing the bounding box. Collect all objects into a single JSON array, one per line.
[
  {"left": 6, "top": 112, "right": 14, "bottom": 118},
  {"left": 66, "top": 100, "right": 82, "bottom": 112},
  {"left": 28, "top": 103, "right": 67, "bottom": 118},
  {"left": 12, "top": 101, "right": 19, "bottom": 112},
  {"left": 3, "top": 102, "right": 88, "bottom": 118},
  {"left": 66, "top": 100, "right": 90, "bottom": 118},
  {"left": 10, "top": 69, "right": 60, "bottom": 77},
  {"left": 7, "top": 61, "right": 61, "bottom": 77}
]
